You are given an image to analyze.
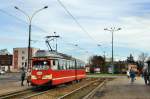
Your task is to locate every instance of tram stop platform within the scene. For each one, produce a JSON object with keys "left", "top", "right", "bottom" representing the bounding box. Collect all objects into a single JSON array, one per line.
[
  {"left": 0, "top": 81, "right": 31, "bottom": 96},
  {"left": 92, "top": 76, "right": 150, "bottom": 99}
]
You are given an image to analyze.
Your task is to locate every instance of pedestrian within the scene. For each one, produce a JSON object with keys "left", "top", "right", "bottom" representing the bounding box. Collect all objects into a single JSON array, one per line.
[
  {"left": 21, "top": 67, "right": 26, "bottom": 86},
  {"left": 143, "top": 65, "right": 149, "bottom": 85},
  {"left": 26, "top": 70, "right": 31, "bottom": 86},
  {"left": 126, "top": 70, "right": 130, "bottom": 78},
  {"left": 129, "top": 68, "right": 136, "bottom": 84}
]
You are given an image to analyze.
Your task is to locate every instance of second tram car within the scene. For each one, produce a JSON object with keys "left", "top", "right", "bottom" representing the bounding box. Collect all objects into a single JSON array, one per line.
[{"left": 31, "top": 50, "right": 86, "bottom": 86}]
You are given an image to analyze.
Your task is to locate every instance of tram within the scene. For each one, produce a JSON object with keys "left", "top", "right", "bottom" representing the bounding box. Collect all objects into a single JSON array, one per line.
[{"left": 31, "top": 50, "right": 86, "bottom": 86}]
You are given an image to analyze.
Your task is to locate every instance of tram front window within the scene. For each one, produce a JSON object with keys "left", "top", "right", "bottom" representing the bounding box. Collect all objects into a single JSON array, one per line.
[{"left": 32, "top": 60, "right": 50, "bottom": 70}]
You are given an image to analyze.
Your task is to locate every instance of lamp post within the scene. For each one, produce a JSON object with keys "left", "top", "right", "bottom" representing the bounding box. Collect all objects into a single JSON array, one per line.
[
  {"left": 14, "top": 6, "right": 48, "bottom": 70},
  {"left": 104, "top": 27, "right": 121, "bottom": 74}
]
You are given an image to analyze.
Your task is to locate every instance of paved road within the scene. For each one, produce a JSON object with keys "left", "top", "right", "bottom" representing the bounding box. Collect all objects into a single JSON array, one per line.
[
  {"left": 0, "top": 73, "right": 31, "bottom": 95},
  {"left": 0, "top": 73, "right": 21, "bottom": 87},
  {"left": 92, "top": 76, "right": 150, "bottom": 99}
]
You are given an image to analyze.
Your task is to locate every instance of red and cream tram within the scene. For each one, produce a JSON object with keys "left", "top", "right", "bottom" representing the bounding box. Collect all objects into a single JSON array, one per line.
[{"left": 31, "top": 50, "right": 86, "bottom": 86}]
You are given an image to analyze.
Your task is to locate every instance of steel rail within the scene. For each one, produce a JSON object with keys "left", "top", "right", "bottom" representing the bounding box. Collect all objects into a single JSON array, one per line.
[
  {"left": 0, "top": 89, "right": 33, "bottom": 99},
  {"left": 0, "top": 86, "right": 48, "bottom": 99},
  {"left": 83, "top": 80, "right": 107, "bottom": 99},
  {"left": 57, "top": 79, "right": 105, "bottom": 99}
]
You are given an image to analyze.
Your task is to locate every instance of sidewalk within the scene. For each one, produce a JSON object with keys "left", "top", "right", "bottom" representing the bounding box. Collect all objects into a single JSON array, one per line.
[
  {"left": 92, "top": 76, "right": 150, "bottom": 99},
  {"left": 0, "top": 81, "right": 31, "bottom": 96}
]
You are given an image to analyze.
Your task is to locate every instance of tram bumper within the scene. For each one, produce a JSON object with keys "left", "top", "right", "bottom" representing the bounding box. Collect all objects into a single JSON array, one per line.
[{"left": 31, "top": 74, "right": 52, "bottom": 86}]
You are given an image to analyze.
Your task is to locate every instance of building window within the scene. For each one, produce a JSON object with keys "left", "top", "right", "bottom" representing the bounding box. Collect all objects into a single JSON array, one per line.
[
  {"left": 22, "top": 56, "right": 25, "bottom": 60},
  {"left": 22, "top": 51, "right": 25, "bottom": 54},
  {"left": 22, "top": 62, "right": 24, "bottom": 66}
]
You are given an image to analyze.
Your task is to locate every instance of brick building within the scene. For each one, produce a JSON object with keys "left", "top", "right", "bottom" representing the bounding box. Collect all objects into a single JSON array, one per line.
[{"left": 12, "top": 47, "right": 39, "bottom": 72}]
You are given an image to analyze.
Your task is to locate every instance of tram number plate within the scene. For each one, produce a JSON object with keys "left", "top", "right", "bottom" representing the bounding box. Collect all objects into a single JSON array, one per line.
[{"left": 37, "top": 71, "right": 42, "bottom": 75}]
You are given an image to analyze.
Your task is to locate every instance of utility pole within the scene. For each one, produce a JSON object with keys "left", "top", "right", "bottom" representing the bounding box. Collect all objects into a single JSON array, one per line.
[
  {"left": 103, "top": 51, "right": 106, "bottom": 61},
  {"left": 104, "top": 27, "right": 121, "bottom": 74},
  {"left": 14, "top": 6, "right": 48, "bottom": 70}
]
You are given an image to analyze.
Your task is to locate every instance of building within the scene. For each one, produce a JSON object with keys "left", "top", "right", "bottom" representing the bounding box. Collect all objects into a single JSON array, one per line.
[
  {"left": 12, "top": 47, "right": 39, "bottom": 72},
  {"left": 0, "top": 49, "right": 12, "bottom": 72},
  {"left": 128, "top": 63, "right": 138, "bottom": 72}
]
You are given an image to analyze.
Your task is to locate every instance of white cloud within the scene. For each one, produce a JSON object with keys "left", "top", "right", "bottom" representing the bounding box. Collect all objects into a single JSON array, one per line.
[{"left": 1, "top": 0, "right": 150, "bottom": 62}]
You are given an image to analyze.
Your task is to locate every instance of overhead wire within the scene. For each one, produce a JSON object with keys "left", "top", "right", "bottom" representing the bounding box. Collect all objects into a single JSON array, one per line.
[
  {"left": 0, "top": 7, "right": 95, "bottom": 57},
  {"left": 0, "top": 9, "right": 51, "bottom": 35},
  {"left": 56, "top": 0, "right": 99, "bottom": 44},
  {"left": 59, "top": 37, "right": 95, "bottom": 55}
]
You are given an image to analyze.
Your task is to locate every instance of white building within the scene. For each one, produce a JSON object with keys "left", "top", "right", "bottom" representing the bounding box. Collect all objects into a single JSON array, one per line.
[{"left": 12, "top": 47, "right": 39, "bottom": 72}]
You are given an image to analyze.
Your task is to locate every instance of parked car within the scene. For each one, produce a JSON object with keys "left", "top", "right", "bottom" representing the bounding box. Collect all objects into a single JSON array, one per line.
[{"left": 0, "top": 70, "right": 5, "bottom": 75}]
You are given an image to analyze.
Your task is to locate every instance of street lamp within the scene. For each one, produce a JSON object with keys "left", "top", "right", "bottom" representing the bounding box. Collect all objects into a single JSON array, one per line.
[
  {"left": 14, "top": 6, "right": 48, "bottom": 70},
  {"left": 104, "top": 27, "right": 121, "bottom": 74}
]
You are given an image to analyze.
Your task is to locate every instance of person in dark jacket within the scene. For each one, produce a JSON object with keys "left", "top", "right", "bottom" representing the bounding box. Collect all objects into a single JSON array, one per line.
[
  {"left": 21, "top": 67, "right": 26, "bottom": 86},
  {"left": 143, "top": 65, "right": 149, "bottom": 85}
]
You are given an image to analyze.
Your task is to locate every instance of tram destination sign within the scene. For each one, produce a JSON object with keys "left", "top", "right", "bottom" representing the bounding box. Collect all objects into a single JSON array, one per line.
[{"left": 0, "top": 55, "right": 12, "bottom": 66}]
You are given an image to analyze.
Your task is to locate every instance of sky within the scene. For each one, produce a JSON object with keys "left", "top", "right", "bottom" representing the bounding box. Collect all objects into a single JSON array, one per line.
[{"left": 1, "top": 0, "right": 150, "bottom": 62}]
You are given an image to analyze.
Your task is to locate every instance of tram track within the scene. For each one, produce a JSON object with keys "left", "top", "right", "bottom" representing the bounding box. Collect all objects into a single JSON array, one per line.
[
  {"left": 0, "top": 89, "right": 32, "bottom": 99},
  {"left": 0, "top": 78, "right": 111, "bottom": 99},
  {"left": 0, "top": 86, "right": 50, "bottom": 99},
  {"left": 57, "top": 78, "right": 107, "bottom": 99}
]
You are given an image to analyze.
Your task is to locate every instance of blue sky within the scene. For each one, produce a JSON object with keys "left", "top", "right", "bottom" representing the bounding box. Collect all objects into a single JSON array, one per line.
[{"left": 1, "top": 0, "right": 150, "bottom": 62}]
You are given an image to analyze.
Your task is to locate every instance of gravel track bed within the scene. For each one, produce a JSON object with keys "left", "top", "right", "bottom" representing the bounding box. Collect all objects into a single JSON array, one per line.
[
  {"left": 30, "top": 78, "right": 105, "bottom": 99},
  {"left": 0, "top": 78, "right": 113, "bottom": 99}
]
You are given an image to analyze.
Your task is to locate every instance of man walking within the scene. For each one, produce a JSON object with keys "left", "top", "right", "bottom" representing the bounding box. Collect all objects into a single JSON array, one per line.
[
  {"left": 21, "top": 67, "right": 26, "bottom": 86},
  {"left": 143, "top": 64, "right": 149, "bottom": 85}
]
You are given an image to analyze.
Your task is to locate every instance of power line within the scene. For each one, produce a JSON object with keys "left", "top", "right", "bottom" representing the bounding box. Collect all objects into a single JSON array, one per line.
[
  {"left": 59, "top": 37, "right": 95, "bottom": 55},
  {"left": 56, "top": 0, "right": 98, "bottom": 43},
  {"left": 0, "top": 9, "right": 51, "bottom": 34},
  {"left": 0, "top": 8, "right": 96, "bottom": 56}
]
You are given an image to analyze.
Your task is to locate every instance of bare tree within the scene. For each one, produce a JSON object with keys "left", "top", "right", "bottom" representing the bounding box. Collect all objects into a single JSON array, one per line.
[
  {"left": 138, "top": 52, "right": 148, "bottom": 62},
  {"left": 138, "top": 52, "right": 148, "bottom": 67}
]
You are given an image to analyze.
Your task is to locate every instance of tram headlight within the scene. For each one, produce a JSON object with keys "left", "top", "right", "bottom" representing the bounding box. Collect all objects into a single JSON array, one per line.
[
  {"left": 31, "top": 75, "right": 37, "bottom": 80},
  {"left": 42, "top": 74, "right": 52, "bottom": 79}
]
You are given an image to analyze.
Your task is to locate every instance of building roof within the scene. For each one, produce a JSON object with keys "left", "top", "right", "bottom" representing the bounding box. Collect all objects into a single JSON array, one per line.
[{"left": 0, "top": 49, "right": 11, "bottom": 55}]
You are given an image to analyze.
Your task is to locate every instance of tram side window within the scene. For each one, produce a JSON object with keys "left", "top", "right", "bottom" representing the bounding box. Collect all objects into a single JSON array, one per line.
[
  {"left": 66, "top": 61, "right": 69, "bottom": 70},
  {"left": 82, "top": 63, "right": 85, "bottom": 69},
  {"left": 71, "top": 61, "right": 74, "bottom": 69},
  {"left": 53, "top": 60, "right": 55, "bottom": 65},
  {"left": 70, "top": 61, "right": 74, "bottom": 69},
  {"left": 59, "top": 60, "right": 63, "bottom": 70},
  {"left": 77, "top": 62, "right": 82, "bottom": 69},
  {"left": 62, "top": 60, "right": 66, "bottom": 70},
  {"left": 77, "top": 62, "right": 79, "bottom": 69},
  {"left": 69, "top": 61, "right": 71, "bottom": 69},
  {"left": 63, "top": 60, "right": 67, "bottom": 70},
  {"left": 70, "top": 61, "right": 72, "bottom": 69},
  {"left": 51, "top": 60, "right": 58, "bottom": 70},
  {"left": 59, "top": 59, "right": 66, "bottom": 70},
  {"left": 73, "top": 61, "right": 75, "bottom": 69},
  {"left": 81, "top": 63, "right": 84, "bottom": 69},
  {"left": 76, "top": 62, "right": 79, "bottom": 69},
  {"left": 65, "top": 60, "right": 67, "bottom": 69}
]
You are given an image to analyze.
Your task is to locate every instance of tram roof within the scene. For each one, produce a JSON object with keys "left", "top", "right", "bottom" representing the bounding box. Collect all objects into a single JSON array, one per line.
[
  {"left": 33, "top": 50, "right": 85, "bottom": 63},
  {"left": 33, "top": 50, "right": 73, "bottom": 59}
]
